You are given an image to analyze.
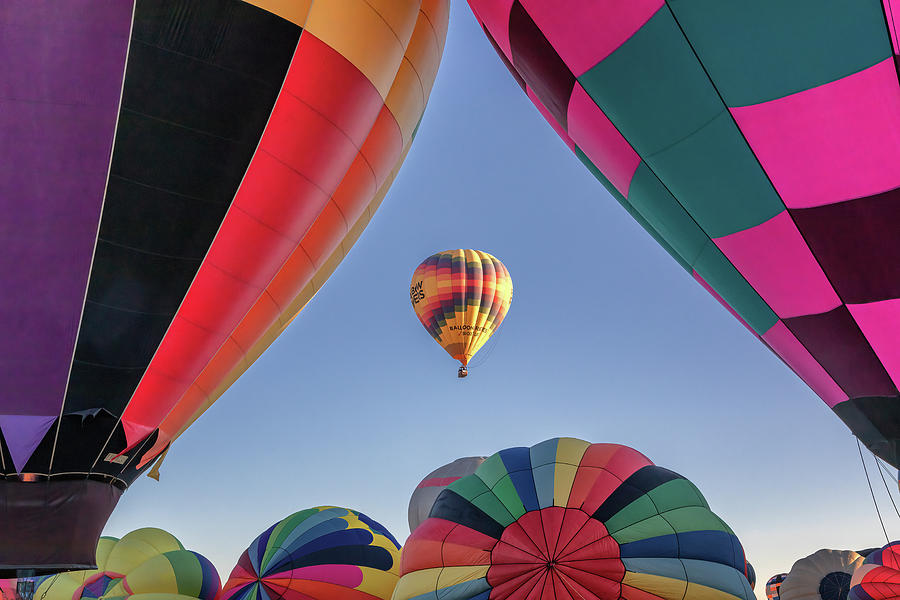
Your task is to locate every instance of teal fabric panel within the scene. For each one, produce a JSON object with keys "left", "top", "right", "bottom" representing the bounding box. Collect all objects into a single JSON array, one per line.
[
  {"left": 647, "top": 111, "right": 784, "bottom": 237},
  {"left": 667, "top": 0, "right": 893, "bottom": 106}
]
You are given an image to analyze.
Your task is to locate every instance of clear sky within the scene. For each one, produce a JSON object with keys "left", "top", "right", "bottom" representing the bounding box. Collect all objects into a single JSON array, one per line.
[{"left": 105, "top": 3, "right": 900, "bottom": 597}]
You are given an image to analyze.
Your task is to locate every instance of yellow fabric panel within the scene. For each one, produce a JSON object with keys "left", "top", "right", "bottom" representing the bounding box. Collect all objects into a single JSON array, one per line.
[
  {"left": 96, "top": 536, "right": 118, "bottom": 568},
  {"left": 623, "top": 572, "right": 688, "bottom": 600},
  {"left": 239, "top": 0, "right": 312, "bottom": 26},
  {"left": 105, "top": 529, "right": 183, "bottom": 574},
  {"left": 35, "top": 571, "right": 93, "bottom": 600},
  {"left": 124, "top": 553, "right": 180, "bottom": 595},
  {"left": 357, "top": 567, "right": 401, "bottom": 598},
  {"left": 437, "top": 565, "right": 489, "bottom": 588},
  {"left": 304, "top": 0, "right": 420, "bottom": 99},
  {"left": 392, "top": 568, "right": 442, "bottom": 600},
  {"left": 553, "top": 463, "right": 578, "bottom": 507}
]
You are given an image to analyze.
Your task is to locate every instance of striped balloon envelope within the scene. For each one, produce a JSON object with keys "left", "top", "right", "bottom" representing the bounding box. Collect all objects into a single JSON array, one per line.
[
  {"left": 394, "top": 438, "right": 754, "bottom": 600},
  {"left": 850, "top": 541, "right": 900, "bottom": 600},
  {"left": 465, "top": 1, "right": 900, "bottom": 466},
  {"left": 1, "top": 0, "right": 448, "bottom": 573},
  {"left": 410, "top": 250, "right": 513, "bottom": 374},
  {"left": 221, "top": 506, "right": 401, "bottom": 600},
  {"left": 32, "top": 527, "right": 220, "bottom": 600}
]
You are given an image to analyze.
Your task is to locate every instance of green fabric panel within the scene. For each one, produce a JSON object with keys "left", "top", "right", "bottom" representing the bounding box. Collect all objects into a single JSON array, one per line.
[
  {"left": 622, "top": 557, "right": 688, "bottom": 581},
  {"left": 435, "top": 578, "right": 491, "bottom": 600},
  {"left": 493, "top": 475, "right": 527, "bottom": 520},
  {"left": 693, "top": 243, "right": 778, "bottom": 335},
  {"left": 667, "top": 0, "right": 893, "bottom": 106},
  {"left": 265, "top": 508, "right": 320, "bottom": 566},
  {"left": 646, "top": 479, "right": 709, "bottom": 514},
  {"left": 604, "top": 495, "right": 660, "bottom": 534},
  {"left": 448, "top": 473, "right": 491, "bottom": 502},
  {"left": 611, "top": 514, "right": 678, "bottom": 544},
  {"left": 578, "top": 7, "right": 721, "bottom": 156},
  {"left": 647, "top": 111, "right": 784, "bottom": 237},
  {"left": 659, "top": 506, "right": 732, "bottom": 534},
  {"left": 470, "top": 490, "right": 516, "bottom": 526},
  {"left": 475, "top": 453, "right": 508, "bottom": 488},
  {"left": 625, "top": 163, "right": 708, "bottom": 267},
  {"left": 683, "top": 559, "right": 752, "bottom": 599},
  {"left": 166, "top": 552, "right": 201, "bottom": 598},
  {"left": 574, "top": 147, "right": 691, "bottom": 273}
]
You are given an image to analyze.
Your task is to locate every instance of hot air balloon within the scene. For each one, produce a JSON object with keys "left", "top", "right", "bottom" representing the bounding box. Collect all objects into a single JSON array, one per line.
[
  {"left": 849, "top": 541, "right": 900, "bottom": 600},
  {"left": 408, "top": 456, "right": 487, "bottom": 533},
  {"left": 31, "top": 527, "right": 220, "bottom": 600},
  {"left": 780, "top": 549, "right": 864, "bottom": 600},
  {"left": 747, "top": 562, "right": 757, "bottom": 591},
  {"left": 410, "top": 250, "right": 513, "bottom": 377},
  {"left": 465, "top": 2, "right": 900, "bottom": 464},
  {"left": 768, "top": 574, "right": 789, "bottom": 600},
  {"left": 394, "top": 437, "right": 754, "bottom": 600},
  {"left": 0, "top": 0, "right": 448, "bottom": 574},
  {"left": 220, "top": 506, "right": 401, "bottom": 600}
]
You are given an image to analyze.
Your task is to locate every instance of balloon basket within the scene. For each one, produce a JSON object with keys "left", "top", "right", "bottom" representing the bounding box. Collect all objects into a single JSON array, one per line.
[{"left": 458, "top": 366, "right": 468, "bottom": 378}]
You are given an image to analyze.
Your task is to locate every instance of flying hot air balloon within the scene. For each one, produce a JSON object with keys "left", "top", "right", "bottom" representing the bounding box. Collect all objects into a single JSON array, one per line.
[
  {"left": 768, "top": 573, "right": 789, "bottom": 600},
  {"left": 395, "top": 437, "right": 754, "bottom": 600},
  {"left": 465, "top": 1, "right": 900, "bottom": 464},
  {"left": 410, "top": 250, "right": 513, "bottom": 377},
  {"left": 0, "top": 0, "right": 449, "bottom": 575}
]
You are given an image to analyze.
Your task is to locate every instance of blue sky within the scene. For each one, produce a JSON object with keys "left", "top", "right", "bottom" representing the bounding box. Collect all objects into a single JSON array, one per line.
[{"left": 106, "top": 3, "right": 899, "bottom": 596}]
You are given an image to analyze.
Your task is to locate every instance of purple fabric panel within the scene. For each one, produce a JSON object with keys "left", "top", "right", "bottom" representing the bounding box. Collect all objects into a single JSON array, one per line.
[
  {"left": 0, "top": 415, "right": 56, "bottom": 473},
  {"left": 0, "top": 2, "right": 132, "bottom": 416}
]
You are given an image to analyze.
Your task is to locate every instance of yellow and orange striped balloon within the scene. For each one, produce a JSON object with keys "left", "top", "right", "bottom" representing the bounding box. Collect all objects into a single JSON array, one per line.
[{"left": 410, "top": 250, "right": 512, "bottom": 373}]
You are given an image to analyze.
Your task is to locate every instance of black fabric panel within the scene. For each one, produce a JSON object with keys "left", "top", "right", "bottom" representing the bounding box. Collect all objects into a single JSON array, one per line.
[
  {"left": 272, "top": 545, "right": 395, "bottom": 573},
  {"left": 62, "top": 0, "right": 302, "bottom": 444},
  {"left": 508, "top": 0, "right": 575, "bottom": 129},
  {"left": 593, "top": 466, "right": 683, "bottom": 523},
  {"left": 790, "top": 187, "right": 900, "bottom": 305},
  {"left": 783, "top": 305, "right": 898, "bottom": 399},
  {"left": 833, "top": 397, "right": 900, "bottom": 467},
  {"left": 36, "top": 412, "right": 122, "bottom": 475},
  {"left": 0, "top": 479, "right": 122, "bottom": 576},
  {"left": 95, "top": 429, "right": 159, "bottom": 483},
  {"left": 429, "top": 489, "right": 505, "bottom": 540}
]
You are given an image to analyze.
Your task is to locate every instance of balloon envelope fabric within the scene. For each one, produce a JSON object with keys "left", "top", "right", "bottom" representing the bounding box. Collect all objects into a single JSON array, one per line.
[
  {"left": 780, "top": 549, "right": 864, "bottom": 600},
  {"left": 221, "top": 506, "right": 402, "bottom": 600},
  {"left": 465, "top": 1, "right": 900, "bottom": 467},
  {"left": 408, "top": 457, "right": 487, "bottom": 533},
  {"left": 410, "top": 250, "right": 513, "bottom": 368},
  {"left": 850, "top": 541, "right": 900, "bottom": 600},
  {"left": 394, "top": 438, "right": 753, "bottom": 600},
  {"left": 32, "top": 527, "right": 220, "bottom": 600},
  {"left": 767, "top": 574, "right": 789, "bottom": 600}
]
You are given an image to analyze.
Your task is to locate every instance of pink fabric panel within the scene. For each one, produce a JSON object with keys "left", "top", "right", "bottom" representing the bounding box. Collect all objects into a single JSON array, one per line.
[
  {"left": 884, "top": 0, "right": 900, "bottom": 54},
  {"left": 418, "top": 476, "right": 462, "bottom": 488},
  {"left": 567, "top": 83, "right": 641, "bottom": 197},
  {"left": 762, "top": 321, "right": 849, "bottom": 407},
  {"left": 731, "top": 58, "right": 900, "bottom": 208},
  {"left": 528, "top": 87, "right": 576, "bottom": 151},
  {"left": 713, "top": 211, "right": 841, "bottom": 318},
  {"left": 848, "top": 299, "right": 900, "bottom": 390},
  {"left": 692, "top": 270, "right": 757, "bottom": 335},
  {"left": 284, "top": 565, "right": 364, "bottom": 587},
  {"left": 518, "top": 0, "right": 663, "bottom": 76},
  {"left": 467, "top": 0, "right": 515, "bottom": 60}
]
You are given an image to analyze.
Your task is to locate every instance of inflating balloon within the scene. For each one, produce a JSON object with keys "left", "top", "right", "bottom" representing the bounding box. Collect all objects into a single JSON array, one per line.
[
  {"left": 408, "top": 456, "right": 487, "bottom": 533},
  {"left": 768, "top": 573, "right": 789, "bottom": 600},
  {"left": 466, "top": 1, "right": 900, "bottom": 465},
  {"left": 850, "top": 541, "right": 900, "bottom": 600},
  {"left": 32, "top": 527, "right": 220, "bottom": 600},
  {"left": 780, "top": 549, "right": 864, "bottom": 600},
  {"left": 395, "top": 437, "right": 754, "bottom": 600},
  {"left": 0, "top": 0, "right": 449, "bottom": 573},
  {"left": 410, "top": 250, "right": 512, "bottom": 377},
  {"left": 220, "top": 506, "right": 401, "bottom": 600},
  {"left": 747, "top": 562, "right": 757, "bottom": 590}
]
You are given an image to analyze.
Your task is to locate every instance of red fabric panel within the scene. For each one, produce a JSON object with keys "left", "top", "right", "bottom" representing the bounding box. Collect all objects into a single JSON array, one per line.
[{"left": 120, "top": 33, "right": 388, "bottom": 445}]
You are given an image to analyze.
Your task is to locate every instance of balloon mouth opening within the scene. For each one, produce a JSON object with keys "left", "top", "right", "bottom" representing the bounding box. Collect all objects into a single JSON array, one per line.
[{"left": 0, "top": 479, "right": 122, "bottom": 576}]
